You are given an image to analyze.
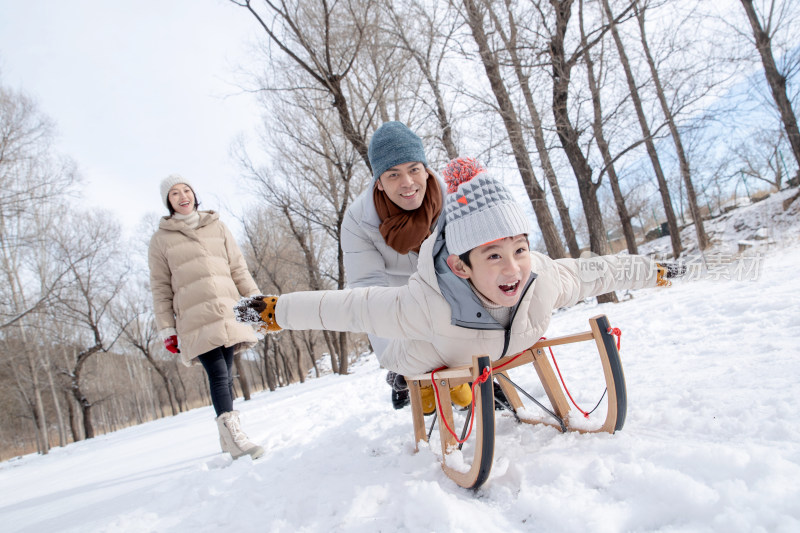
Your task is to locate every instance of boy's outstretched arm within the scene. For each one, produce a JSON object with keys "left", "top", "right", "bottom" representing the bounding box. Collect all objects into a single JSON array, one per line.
[
  {"left": 548, "top": 253, "right": 684, "bottom": 309},
  {"left": 234, "top": 284, "right": 435, "bottom": 341}
]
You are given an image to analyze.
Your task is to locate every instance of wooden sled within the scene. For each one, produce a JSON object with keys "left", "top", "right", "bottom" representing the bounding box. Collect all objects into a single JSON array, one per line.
[{"left": 405, "top": 314, "right": 626, "bottom": 490}]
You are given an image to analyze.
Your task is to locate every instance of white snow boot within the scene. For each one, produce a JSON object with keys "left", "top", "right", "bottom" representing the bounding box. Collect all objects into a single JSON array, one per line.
[{"left": 216, "top": 411, "right": 265, "bottom": 460}]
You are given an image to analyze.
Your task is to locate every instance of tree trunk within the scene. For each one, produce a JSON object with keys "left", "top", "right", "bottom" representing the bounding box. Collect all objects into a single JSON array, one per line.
[
  {"left": 233, "top": 352, "right": 251, "bottom": 400},
  {"left": 68, "top": 343, "right": 102, "bottom": 439},
  {"left": 322, "top": 331, "right": 340, "bottom": 374},
  {"left": 602, "top": 0, "right": 682, "bottom": 258},
  {"left": 337, "top": 332, "right": 349, "bottom": 375},
  {"left": 287, "top": 331, "right": 306, "bottom": 384},
  {"left": 77, "top": 391, "right": 94, "bottom": 440},
  {"left": 463, "top": 0, "right": 567, "bottom": 259},
  {"left": 262, "top": 338, "right": 277, "bottom": 391},
  {"left": 549, "top": 0, "right": 618, "bottom": 302},
  {"left": 143, "top": 353, "right": 178, "bottom": 416},
  {"left": 45, "top": 351, "right": 67, "bottom": 447},
  {"left": 65, "top": 391, "right": 80, "bottom": 442},
  {"left": 635, "top": 1, "right": 709, "bottom": 250},
  {"left": 579, "top": 0, "right": 638, "bottom": 254},
  {"left": 303, "top": 335, "right": 321, "bottom": 378},
  {"left": 486, "top": 0, "right": 581, "bottom": 257},
  {"left": 740, "top": 0, "right": 800, "bottom": 179}
]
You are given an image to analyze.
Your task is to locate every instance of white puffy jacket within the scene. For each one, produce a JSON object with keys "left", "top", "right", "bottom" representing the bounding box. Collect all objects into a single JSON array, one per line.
[{"left": 278, "top": 228, "right": 660, "bottom": 376}]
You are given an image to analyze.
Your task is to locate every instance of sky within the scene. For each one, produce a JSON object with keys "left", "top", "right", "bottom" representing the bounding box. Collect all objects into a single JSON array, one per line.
[
  {"left": 0, "top": 0, "right": 265, "bottom": 231},
  {"left": 1, "top": 184, "right": 799, "bottom": 532}
]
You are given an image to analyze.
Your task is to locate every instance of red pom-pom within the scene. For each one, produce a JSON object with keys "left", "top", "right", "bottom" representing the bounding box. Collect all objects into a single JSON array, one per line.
[{"left": 442, "top": 157, "right": 486, "bottom": 193}]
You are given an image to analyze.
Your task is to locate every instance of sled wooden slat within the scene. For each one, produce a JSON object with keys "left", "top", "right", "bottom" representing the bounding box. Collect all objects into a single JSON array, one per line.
[
  {"left": 405, "top": 314, "right": 626, "bottom": 490},
  {"left": 407, "top": 379, "right": 427, "bottom": 445}
]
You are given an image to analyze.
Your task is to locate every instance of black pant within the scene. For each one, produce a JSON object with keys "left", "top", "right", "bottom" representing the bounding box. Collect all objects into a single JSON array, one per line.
[{"left": 197, "top": 346, "right": 235, "bottom": 417}]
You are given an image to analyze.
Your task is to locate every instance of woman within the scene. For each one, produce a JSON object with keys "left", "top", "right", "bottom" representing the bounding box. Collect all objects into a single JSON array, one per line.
[{"left": 148, "top": 174, "right": 264, "bottom": 460}]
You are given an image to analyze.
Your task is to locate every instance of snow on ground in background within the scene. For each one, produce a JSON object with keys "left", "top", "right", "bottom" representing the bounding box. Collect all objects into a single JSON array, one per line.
[
  {"left": 639, "top": 187, "right": 800, "bottom": 258},
  {"left": 2, "top": 191, "right": 799, "bottom": 533}
]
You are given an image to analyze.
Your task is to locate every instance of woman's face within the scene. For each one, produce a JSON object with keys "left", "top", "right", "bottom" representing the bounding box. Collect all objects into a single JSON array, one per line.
[{"left": 168, "top": 184, "right": 195, "bottom": 216}]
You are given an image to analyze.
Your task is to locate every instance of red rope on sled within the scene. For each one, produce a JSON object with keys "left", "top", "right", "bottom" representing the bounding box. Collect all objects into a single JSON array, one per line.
[
  {"left": 430, "top": 325, "right": 623, "bottom": 439},
  {"left": 607, "top": 327, "right": 622, "bottom": 350},
  {"left": 548, "top": 324, "right": 622, "bottom": 418},
  {"left": 430, "top": 366, "right": 491, "bottom": 444},
  {"left": 545, "top": 339, "right": 590, "bottom": 419}
]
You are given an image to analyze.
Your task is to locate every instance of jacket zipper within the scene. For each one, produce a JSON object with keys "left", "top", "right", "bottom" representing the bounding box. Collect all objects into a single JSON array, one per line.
[{"left": 500, "top": 277, "right": 535, "bottom": 357}]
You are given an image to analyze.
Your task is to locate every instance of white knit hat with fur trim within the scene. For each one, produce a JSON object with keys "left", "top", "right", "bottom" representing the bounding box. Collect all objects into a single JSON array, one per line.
[
  {"left": 442, "top": 158, "right": 530, "bottom": 256},
  {"left": 160, "top": 174, "right": 194, "bottom": 208}
]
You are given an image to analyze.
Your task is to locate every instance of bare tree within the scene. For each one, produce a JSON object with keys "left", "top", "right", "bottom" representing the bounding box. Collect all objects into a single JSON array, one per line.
[
  {"left": 738, "top": 0, "right": 800, "bottom": 179},
  {"left": 0, "top": 82, "right": 78, "bottom": 331},
  {"left": 545, "top": 0, "right": 619, "bottom": 271},
  {"left": 0, "top": 80, "right": 79, "bottom": 453},
  {"left": 116, "top": 288, "right": 180, "bottom": 416},
  {"left": 383, "top": 0, "right": 461, "bottom": 160},
  {"left": 237, "top": 81, "right": 369, "bottom": 374},
  {"left": 54, "top": 211, "right": 129, "bottom": 439},
  {"left": 634, "top": 0, "right": 709, "bottom": 250},
  {"left": 736, "top": 128, "right": 794, "bottom": 190},
  {"left": 578, "top": 0, "right": 639, "bottom": 254},
  {"left": 230, "top": 0, "right": 379, "bottom": 170},
  {"left": 601, "top": 0, "right": 682, "bottom": 258},
  {"left": 461, "top": 0, "right": 567, "bottom": 259},
  {"left": 482, "top": 0, "right": 581, "bottom": 257}
]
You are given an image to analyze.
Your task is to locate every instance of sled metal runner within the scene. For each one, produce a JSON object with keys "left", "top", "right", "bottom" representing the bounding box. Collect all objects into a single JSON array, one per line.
[{"left": 405, "top": 315, "right": 626, "bottom": 490}]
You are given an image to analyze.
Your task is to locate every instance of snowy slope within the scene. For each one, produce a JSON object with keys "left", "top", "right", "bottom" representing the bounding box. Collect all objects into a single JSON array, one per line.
[{"left": 1, "top": 190, "right": 799, "bottom": 533}]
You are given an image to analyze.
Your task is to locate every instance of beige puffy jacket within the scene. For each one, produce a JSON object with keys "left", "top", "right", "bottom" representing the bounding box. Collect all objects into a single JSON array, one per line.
[
  {"left": 148, "top": 211, "right": 259, "bottom": 366},
  {"left": 275, "top": 229, "right": 661, "bottom": 376}
]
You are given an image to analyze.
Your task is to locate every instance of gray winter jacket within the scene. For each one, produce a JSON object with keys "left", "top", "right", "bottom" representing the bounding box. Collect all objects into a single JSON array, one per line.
[{"left": 340, "top": 170, "right": 446, "bottom": 354}]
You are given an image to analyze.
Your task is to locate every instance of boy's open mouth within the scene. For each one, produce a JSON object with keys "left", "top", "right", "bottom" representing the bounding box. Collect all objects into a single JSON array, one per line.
[{"left": 499, "top": 280, "right": 519, "bottom": 294}]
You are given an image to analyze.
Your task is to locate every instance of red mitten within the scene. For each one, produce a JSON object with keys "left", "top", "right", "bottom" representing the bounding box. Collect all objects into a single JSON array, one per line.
[{"left": 164, "top": 335, "right": 180, "bottom": 354}]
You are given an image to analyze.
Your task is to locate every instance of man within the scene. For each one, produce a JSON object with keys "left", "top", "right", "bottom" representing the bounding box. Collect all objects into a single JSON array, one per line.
[{"left": 340, "top": 121, "right": 444, "bottom": 408}]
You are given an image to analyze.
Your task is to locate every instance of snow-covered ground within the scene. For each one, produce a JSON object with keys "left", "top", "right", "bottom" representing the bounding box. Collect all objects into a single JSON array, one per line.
[{"left": 2, "top": 189, "right": 799, "bottom": 532}]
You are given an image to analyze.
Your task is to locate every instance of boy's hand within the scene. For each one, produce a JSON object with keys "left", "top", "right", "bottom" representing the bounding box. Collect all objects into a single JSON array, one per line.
[
  {"left": 234, "top": 295, "right": 282, "bottom": 334},
  {"left": 656, "top": 262, "right": 686, "bottom": 287}
]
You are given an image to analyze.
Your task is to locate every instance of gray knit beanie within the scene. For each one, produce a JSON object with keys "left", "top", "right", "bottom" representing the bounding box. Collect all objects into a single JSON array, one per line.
[
  {"left": 159, "top": 174, "right": 195, "bottom": 208},
  {"left": 442, "top": 158, "right": 530, "bottom": 256},
  {"left": 368, "top": 121, "right": 428, "bottom": 182}
]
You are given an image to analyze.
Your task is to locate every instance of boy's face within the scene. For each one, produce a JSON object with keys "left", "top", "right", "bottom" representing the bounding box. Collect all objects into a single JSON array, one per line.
[
  {"left": 447, "top": 235, "right": 531, "bottom": 307},
  {"left": 376, "top": 161, "right": 428, "bottom": 211}
]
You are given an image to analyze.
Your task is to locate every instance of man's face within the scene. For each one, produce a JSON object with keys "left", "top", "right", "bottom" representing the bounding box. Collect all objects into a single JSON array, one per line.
[
  {"left": 452, "top": 235, "right": 532, "bottom": 307},
  {"left": 376, "top": 161, "right": 428, "bottom": 211}
]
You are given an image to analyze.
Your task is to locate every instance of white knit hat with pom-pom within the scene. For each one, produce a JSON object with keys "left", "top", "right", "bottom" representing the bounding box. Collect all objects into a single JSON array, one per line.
[{"left": 442, "top": 157, "right": 530, "bottom": 256}]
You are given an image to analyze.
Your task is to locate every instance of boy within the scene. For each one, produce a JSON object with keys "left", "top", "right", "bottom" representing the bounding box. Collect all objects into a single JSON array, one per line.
[{"left": 236, "top": 158, "right": 676, "bottom": 408}]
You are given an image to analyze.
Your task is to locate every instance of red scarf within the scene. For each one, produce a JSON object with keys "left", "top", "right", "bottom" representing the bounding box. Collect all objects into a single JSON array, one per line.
[{"left": 373, "top": 174, "right": 442, "bottom": 255}]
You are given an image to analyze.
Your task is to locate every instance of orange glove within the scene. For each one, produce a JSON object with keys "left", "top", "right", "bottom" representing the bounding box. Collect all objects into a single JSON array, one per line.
[
  {"left": 255, "top": 295, "right": 281, "bottom": 334},
  {"left": 656, "top": 262, "right": 686, "bottom": 287},
  {"left": 234, "top": 295, "right": 281, "bottom": 334}
]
